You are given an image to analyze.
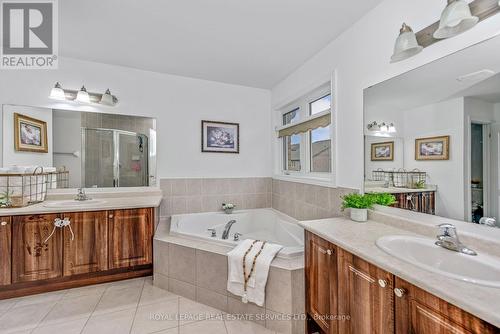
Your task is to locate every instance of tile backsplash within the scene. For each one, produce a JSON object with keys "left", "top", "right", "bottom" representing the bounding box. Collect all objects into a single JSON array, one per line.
[
  {"left": 159, "top": 177, "right": 355, "bottom": 221},
  {"left": 160, "top": 177, "right": 272, "bottom": 217},
  {"left": 272, "top": 179, "right": 355, "bottom": 220}
]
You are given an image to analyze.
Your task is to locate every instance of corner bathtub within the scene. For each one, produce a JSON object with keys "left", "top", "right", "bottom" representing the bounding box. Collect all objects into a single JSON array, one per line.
[{"left": 169, "top": 208, "right": 304, "bottom": 258}]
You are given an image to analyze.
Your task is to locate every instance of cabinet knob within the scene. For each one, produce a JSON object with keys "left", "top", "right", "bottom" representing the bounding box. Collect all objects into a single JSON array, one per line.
[
  {"left": 109, "top": 214, "right": 114, "bottom": 219},
  {"left": 0, "top": 221, "right": 7, "bottom": 226},
  {"left": 326, "top": 249, "right": 333, "bottom": 255},
  {"left": 378, "top": 279, "right": 387, "bottom": 288},
  {"left": 394, "top": 288, "right": 406, "bottom": 298}
]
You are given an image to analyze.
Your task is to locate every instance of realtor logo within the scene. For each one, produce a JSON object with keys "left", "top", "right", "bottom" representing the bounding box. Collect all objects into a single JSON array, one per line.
[{"left": 1, "top": 0, "right": 58, "bottom": 69}]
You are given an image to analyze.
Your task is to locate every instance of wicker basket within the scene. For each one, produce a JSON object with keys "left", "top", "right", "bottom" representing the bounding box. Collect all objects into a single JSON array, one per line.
[{"left": 0, "top": 167, "right": 49, "bottom": 208}]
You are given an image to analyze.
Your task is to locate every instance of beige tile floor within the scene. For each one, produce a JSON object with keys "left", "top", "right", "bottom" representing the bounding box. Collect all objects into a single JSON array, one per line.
[{"left": 0, "top": 277, "right": 276, "bottom": 334}]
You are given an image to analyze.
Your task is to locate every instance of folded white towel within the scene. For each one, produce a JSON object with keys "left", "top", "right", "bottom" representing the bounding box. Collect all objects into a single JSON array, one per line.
[{"left": 227, "top": 239, "right": 283, "bottom": 307}]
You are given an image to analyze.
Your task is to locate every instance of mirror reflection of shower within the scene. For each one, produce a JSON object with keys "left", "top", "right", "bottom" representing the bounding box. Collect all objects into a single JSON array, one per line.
[{"left": 82, "top": 128, "right": 149, "bottom": 188}]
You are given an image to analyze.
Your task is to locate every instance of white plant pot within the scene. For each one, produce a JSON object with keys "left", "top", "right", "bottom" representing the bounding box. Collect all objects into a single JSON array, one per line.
[{"left": 350, "top": 208, "right": 368, "bottom": 222}]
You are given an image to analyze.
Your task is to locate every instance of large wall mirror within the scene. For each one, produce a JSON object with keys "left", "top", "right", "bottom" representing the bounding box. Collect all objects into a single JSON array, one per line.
[
  {"left": 1, "top": 105, "right": 157, "bottom": 189},
  {"left": 364, "top": 34, "right": 500, "bottom": 227}
]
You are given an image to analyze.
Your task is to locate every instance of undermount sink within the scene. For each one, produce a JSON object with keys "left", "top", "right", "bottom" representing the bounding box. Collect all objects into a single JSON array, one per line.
[
  {"left": 376, "top": 235, "right": 500, "bottom": 288},
  {"left": 43, "top": 199, "right": 107, "bottom": 208}
]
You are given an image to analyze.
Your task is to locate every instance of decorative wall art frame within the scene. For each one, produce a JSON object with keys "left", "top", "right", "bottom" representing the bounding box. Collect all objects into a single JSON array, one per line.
[
  {"left": 201, "top": 120, "right": 240, "bottom": 154},
  {"left": 371, "top": 141, "right": 394, "bottom": 161},
  {"left": 14, "top": 113, "right": 48, "bottom": 153},
  {"left": 415, "top": 135, "right": 450, "bottom": 160}
]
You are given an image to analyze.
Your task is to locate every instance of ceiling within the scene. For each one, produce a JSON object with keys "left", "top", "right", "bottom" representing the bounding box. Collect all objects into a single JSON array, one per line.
[
  {"left": 59, "top": 0, "right": 383, "bottom": 88},
  {"left": 365, "top": 34, "right": 500, "bottom": 117}
]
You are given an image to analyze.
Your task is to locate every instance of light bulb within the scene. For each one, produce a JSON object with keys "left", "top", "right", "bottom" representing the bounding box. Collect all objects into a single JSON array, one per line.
[
  {"left": 49, "top": 82, "right": 65, "bottom": 100},
  {"left": 100, "top": 89, "right": 114, "bottom": 106},
  {"left": 380, "top": 123, "right": 389, "bottom": 132},
  {"left": 76, "top": 86, "right": 90, "bottom": 103},
  {"left": 389, "top": 124, "right": 396, "bottom": 133}
]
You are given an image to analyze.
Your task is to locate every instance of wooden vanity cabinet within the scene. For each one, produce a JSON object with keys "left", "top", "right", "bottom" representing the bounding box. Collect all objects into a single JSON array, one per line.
[
  {"left": 305, "top": 232, "right": 337, "bottom": 334},
  {"left": 394, "top": 277, "right": 498, "bottom": 334},
  {"left": 12, "top": 214, "right": 62, "bottom": 283},
  {"left": 0, "top": 207, "right": 154, "bottom": 299},
  {"left": 0, "top": 217, "right": 12, "bottom": 285},
  {"left": 305, "top": 230, "right": 499, "bottom": 334},
  {"left": 62, "top": 211, "right": 108, "bottom": 276},
  {"left": 108, "top": 208, "right": 153, "bottom": 269},
  {"left": 337, "top": 248, "right": 394, "bottom": 334}
]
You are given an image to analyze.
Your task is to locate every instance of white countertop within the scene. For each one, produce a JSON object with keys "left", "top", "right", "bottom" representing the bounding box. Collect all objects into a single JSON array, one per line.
[
  {"left": 0, "top": 188, "right": 162, "bottom": 216},
  {"left": 299, "top": 217, "right": 500, "bottom": 328}
]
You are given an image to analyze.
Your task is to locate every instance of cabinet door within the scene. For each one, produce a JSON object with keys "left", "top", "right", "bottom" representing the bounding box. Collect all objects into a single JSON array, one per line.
[
  {"left": 0, "top": 217, "right": 12, "bottom": 285},
  {"left": 12, "top": 214, "right": 62, "bottom": 283},
  {"left": 305, "top": 231, "right": 337, "bottom": 334},
  {"left": 63, "top": 211, "right": 108, "bottom": 276},
  {"left": 108, "top": 208, "right": 153, "bottom": 269},
  {"left": 394, "top": 277, "right": 498, "bottom": 334},
  {"left": 337, "top": 248, "right": 394, "bottom": 334}
]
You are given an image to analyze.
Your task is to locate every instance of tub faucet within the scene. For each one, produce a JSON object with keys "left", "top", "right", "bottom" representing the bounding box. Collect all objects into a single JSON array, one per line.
[
  {"left": 222, "top": 220, "right": 237, "bottom": 240},
  {"left": 75, "top": 188, "right": 91, "bottom": 201},
  {"left": 435, "top": 223, "right": 477, "bottom": 256}
]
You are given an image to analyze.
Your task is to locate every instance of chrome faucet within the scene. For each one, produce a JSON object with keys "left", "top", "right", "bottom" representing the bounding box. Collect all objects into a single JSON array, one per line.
[
  {"left": 435, "top": 223, "right": 477, "bottom": 256},
  {"left": 75, "top": 188, "right": 91, "bottom": 201},
  {"left": 222, "top": 220, "right": 237, "bottom": 240}
]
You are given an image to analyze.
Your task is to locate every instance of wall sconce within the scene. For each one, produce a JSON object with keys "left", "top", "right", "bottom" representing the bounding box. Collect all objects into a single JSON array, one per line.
[
  {"left": 49, "top": 82, "right": 66, "bottom": 100},
  {"left": 367, "top": 121, "right": 397, "bottom": 134},
  {"left": 390, "top": 23, "right": 423, "bottom": 63},
  {"left": 76, "top": 86, "right": 90, "bottom": 103},
  {"left": 48, "top": 82, "right": 119, "bottom": 106},
  {"left": 433, "top": 0, "right": 479, "bottom": 39}
]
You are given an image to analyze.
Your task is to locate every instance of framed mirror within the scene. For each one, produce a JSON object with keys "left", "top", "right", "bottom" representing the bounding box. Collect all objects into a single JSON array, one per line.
[
  {"left": 363, "top": 34, "right": 500, "bottom": 227},
  {"left": 1, "top": 105, "right": 157, "bottom": 189}
]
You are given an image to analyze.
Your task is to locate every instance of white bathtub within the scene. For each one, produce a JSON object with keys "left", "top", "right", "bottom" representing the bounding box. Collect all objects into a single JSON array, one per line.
[{"left": 169, "top": 208, "right": 304, "bottom": 258}]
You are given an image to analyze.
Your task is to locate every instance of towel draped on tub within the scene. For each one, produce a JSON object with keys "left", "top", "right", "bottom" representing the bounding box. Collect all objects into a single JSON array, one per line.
[{"left": 227, "top": 239, "right": 283, "bottom": 307}]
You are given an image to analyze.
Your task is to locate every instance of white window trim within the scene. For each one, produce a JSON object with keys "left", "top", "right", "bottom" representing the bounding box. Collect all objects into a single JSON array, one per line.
[{"left": 273, "top": 72, "right": 338, "bottom": 188}]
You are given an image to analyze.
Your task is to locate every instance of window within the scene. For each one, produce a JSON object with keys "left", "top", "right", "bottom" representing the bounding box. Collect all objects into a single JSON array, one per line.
[
  {"left": 310, "top": 94, "right": 331, "bottom": 115},
  {"left": 310, "top": 94, "right": 331, "bottom": 173},
  {"left": 283, "top": 108, "right": 301, "bottom": 171},
  {"left": 277, "top": 83, "right": 333, "bottom": 179}
]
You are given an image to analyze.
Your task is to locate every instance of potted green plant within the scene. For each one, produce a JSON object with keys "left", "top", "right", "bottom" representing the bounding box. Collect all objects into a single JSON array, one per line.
[
  {"left": 368, "top": 193, "right": 397, "bottom": 207},
  {"left": 341, "top": 193, "right": 374, "bottom": 222}
]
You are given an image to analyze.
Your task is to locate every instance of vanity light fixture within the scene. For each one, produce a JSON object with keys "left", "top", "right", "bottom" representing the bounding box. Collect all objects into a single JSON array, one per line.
[
  {"left": 49, "top": 82, "right": 66, "bottom": 100},
  {"left": 49, "top": 83, "right": 119, "bottom": 106},
  {"left": 433, "top": 0, "right": 479, "bottom": 39},
  {"left": 367, "top": 121, "right": 397, "bottom": 135},
  {"left": 390, "top": 23, "right": 423, "bottom": 63},
  {"left": 76, "top": 86, "right": 90, "bottom": 104},
  {"left": 100, "top": 89, "right": 114, "bottom": 106}
]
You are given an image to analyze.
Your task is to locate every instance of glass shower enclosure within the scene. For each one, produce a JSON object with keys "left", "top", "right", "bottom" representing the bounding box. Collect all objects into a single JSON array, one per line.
[{"left": 82, "top": 128, "right": 149, "bottom": 188}]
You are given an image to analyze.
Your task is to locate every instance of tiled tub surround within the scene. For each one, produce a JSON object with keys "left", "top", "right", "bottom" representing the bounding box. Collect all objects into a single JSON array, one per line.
[
  {"left": 153, "top": 222, "right": 305, "bottom": 334},
  {"left": 272, "top": 179, "right": 355, "bottom": 220},
  {"left": 160, "top": 178, "right": 273, "bottom": 217}
]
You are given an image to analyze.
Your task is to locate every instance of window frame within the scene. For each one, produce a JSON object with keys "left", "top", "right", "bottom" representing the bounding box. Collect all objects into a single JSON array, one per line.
[{"left": 276, "top": 80, "right": 336, "bottom": 187}]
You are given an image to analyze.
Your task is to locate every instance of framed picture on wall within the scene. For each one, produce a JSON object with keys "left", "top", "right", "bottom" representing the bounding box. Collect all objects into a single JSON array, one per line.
[
  {"left": 14, "top": 113, "right": 48, "bottom": 153},
  {"left": 201, "top": 120, "right": 239, "bottom": 154},
  {"left": 415, "top": 135, "right": 449, "bottom": 160},
  {"left": 371, "top": 141, "right": 394, "bottom": 161}
]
